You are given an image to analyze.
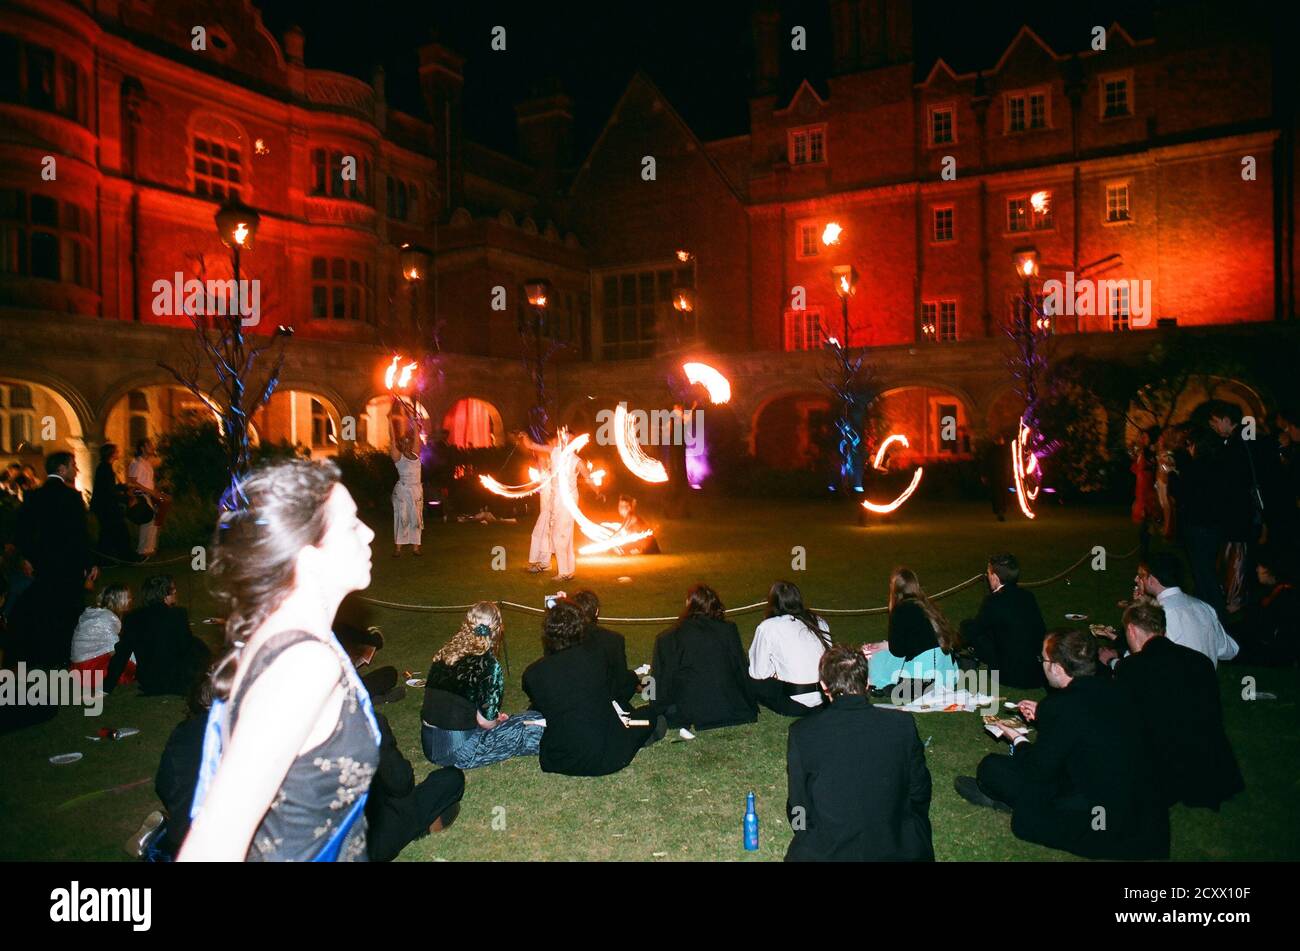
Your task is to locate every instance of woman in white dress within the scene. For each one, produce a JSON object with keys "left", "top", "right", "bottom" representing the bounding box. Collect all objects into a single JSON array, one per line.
[
  {"left": 127, "top": 439, "right": 161, "bottom": 556},
  {"left": 389, "top": 412, "right": 423, "bottom": 557}
]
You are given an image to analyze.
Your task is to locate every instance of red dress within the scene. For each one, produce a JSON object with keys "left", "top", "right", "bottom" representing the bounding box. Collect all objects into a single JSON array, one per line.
[
  {"left": 70, "top": 653, "right": 136, "bottom": 687},
  {"left": 1131, "top": 454, "right": 1159, "bottom": 524}
]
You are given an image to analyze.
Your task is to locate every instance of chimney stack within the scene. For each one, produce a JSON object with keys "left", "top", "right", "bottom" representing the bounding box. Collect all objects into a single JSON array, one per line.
[
  {"left": 751, "top": 1, "right": 780, "bottom": 95},
  {"left": 418, "top": 40, "right": 466, "bottom": 214}
]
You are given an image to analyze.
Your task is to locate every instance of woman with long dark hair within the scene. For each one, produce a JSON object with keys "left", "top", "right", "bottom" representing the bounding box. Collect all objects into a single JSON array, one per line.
[
  {"left": 647, "top": 584, "right": 757, "bottom": 731},
  {"left": 860, "top": 567, "right": 961, "bottom": 690},
  {"left": 747, "top": 580, "right": 830, "bottom": 715},
  {"left": 179, "top": 459, "right": 380, "bottom": 862}
]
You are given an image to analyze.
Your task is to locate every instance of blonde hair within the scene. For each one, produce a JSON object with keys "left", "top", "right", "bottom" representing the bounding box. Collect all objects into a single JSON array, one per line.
[
  {"left": 97, "top": 583, "right": 131, "bottom": 616},
  {"left": 432, "top": 601, "right": 502, "bottom": 666}
]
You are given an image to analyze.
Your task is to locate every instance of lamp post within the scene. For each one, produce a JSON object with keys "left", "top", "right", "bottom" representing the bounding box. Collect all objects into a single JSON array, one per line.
[
  {"left": 1012, "top": 248, "right": 1041, "bottom": 408},
  {"left": 671, "top": 286, "right": 695, "bottom": 350},
  {"left": 213, "top": 199, "right": 260, "bottom": 494},
  {"left": 830, "top": 264, "right": 856, "bottom": 347},
  {"left": 522, "top": 278, "right": 552, "bottom": 440}
]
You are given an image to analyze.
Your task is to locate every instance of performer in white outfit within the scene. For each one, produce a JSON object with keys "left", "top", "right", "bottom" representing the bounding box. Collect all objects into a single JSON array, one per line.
[
  {"left": 517, "top": 428, "right": 600, "bottom": 580},
  {"left": 126, "top": 439, "right": 161, "bottom": 556},
  {"left": 390, "top": 411, "right": 424, "bottom": 556}
]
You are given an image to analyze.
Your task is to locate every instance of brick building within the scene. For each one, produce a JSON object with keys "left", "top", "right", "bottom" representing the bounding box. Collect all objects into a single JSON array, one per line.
[{"left": 1, "top": 0, "right": 1294, "bottom": 488}]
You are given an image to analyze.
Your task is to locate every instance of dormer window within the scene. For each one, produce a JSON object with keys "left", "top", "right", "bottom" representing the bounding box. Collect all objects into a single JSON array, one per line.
[
  {"left": 789, "top": 126, "right": 826, "bottom": 166},
  {"left": 928, "top": 104, "right": 955, "bottom": 146},
  {"left": 1100, "top": 72, "right": 1133, "bottom": 119},
  {"left": 1006, "top": 87, "right": 1049, "bottom": 133}
]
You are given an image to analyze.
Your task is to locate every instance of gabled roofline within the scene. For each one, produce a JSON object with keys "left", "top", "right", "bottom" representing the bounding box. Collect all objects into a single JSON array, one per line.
[{"left": 773, "top": 79, "right": 828, "bottom": 116}]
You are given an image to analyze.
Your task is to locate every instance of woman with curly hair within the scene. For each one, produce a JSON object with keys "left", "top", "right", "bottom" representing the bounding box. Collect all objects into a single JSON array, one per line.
[
  {"left": 421, "top": 601, "right": 544, "bottom": 769},
  {"left": 523, "top": 598, "right": 666, "bottom": 776},
  {"left": 179, "top": 459, "right": 379, "bottom": 862}
]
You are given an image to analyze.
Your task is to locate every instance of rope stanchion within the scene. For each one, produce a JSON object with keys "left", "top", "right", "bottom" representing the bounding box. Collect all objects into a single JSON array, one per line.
[{"left": 354, "top": 542, "right": 1144, "bottom": 624}]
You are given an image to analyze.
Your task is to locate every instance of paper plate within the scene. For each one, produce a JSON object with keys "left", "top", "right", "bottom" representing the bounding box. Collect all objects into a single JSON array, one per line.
[
  {"left": 49, "top": 753, "right": 82, "bottom": 765},
  {"left": 405, "top": 678, "right": 426, "bottom": 688},
  {"left": 617, "top": 576, "right": 633, "bottom": 583}
]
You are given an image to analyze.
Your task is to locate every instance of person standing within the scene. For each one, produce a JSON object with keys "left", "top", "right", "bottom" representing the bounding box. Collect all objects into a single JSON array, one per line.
[
  {"left": 126, "top": 439, "right": 162, "bottom": 558},
  {"left": 786, "top": 646, "right": 933, "bottom": 862},
  {"left": 389, "top": 411, "right": 423, "bottom": 557},
  {"left": 1131, "top": 427, "right": 1161, "bottom": 561},
  {"left": 517, "top": 428, "right": 600, "bottom": 581},
  {"left": 12, "top": 452, "right": 98, "bottom": 669},
  {"left": 91, "top": 443, "right": 132, "bottom": 562},
  {"left": 179, "top": 459, "right": 380, "bottom": 862}
]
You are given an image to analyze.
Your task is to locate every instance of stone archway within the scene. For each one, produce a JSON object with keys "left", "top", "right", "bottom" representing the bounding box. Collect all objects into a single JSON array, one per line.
[
  {"left": 877, "top": 384, "right": 976, "bottom": 460},
  {"left": 0, "top": 370, "right": 94, "bottom": 491}
]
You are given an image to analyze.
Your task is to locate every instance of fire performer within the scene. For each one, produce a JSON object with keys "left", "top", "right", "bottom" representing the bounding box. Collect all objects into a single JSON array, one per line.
[
  {"left": 389, "top": 409, "right": 423, "bottom": 557},
  {"left": 516, "top": 428, "right": 601, "bottom": 580},
  {"left": 612, "top": 494, "right": 660, "bottom": 555}
]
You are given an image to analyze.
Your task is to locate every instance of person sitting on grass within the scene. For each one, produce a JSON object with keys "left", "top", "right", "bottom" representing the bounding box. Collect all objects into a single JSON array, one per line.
[
  {"left": 960, "top": 553, "right": 1047, "bottom": 689},
  {"left": 572, "top": 589, "right": 641, "bottom": 707},
  {"left": 334, "top": 620, "right": 404, "bottom": 706},
  {"left": 367, "top": 709, "right": 464, "bottom": 862},
  {"left": 421, "top": 601, "right": 544, "bottom": 770},
  {"left": 611, "top": 495, "right": 660, "bottom": 555},
  {"left": 130, "top": 677, "right": 214, "bottom": 860},
  {"left": 1234, "top": 548, "right": 1298, "bottom": 666},
  {"left": 748, "top": 580, "right": 830, "bottom": 716},
  {"left": 860, "top": 567, "right": 961, "bottom": 692},
  {"left": 785, "top": 645, "right": 933, "bottom": 862},
  {"left": 1137, "top": 553, "right": 1238, "bottom": 668},
  {"left": 71, "top": 583, "right": 136, "bottom": 688},
  {"left": 645, "top": 583, "right": 757, "bottom": 732},
  {"left": 954, "top": 628, "right": 1169, "bottom": 860},
  {"left": 523, "top": 598, "right": 666, "bottom": 776},
  {"left": 105, "top": 574, "right": 210, "bottom": 696},
  {"left": 1108, "top": 602, "right": 1244, "bottom": 810}
]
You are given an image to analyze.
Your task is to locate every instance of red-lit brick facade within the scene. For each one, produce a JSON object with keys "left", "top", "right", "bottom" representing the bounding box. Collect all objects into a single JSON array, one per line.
[{"left": 2, "top": 0, "right": 1295, "bottom": 482}]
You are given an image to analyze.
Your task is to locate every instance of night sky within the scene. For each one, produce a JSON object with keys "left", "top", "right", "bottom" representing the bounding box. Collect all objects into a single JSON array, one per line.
[{"left": 252, "top": 0, "right": 1159, "bottom": 157}]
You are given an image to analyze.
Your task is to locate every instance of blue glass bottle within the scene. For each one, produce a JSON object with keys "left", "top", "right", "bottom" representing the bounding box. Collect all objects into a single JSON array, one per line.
[{"left": 743, "top": 791, "right": 759, "bottom": 851}]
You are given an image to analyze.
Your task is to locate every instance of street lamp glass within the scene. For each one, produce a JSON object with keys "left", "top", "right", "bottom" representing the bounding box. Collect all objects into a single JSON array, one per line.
[
  {"left": 215, "top": 200, "right": 260, "bottom": 250},
  {"left": 524, "top": 279, "right": 552, "bottom": 309}
]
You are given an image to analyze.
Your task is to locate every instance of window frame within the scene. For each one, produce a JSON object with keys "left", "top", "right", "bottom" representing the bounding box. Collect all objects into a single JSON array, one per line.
[
  {"left": 930, "top": 205, "right": 955, "bottom": 244},
  {"left": 788, "top": 125, "right": 827, "bottom": 167},
  {"left": 1104, "top": 180, "right": 1132, "bottom": 225},
  {"left": 1004, "top": 86, "right": 1051, "bottom": 134},
  {"left": 927, "top": 102, "right": 956, "bottom": 147},
  {"left": 309, "top": 255, "right": 373, "bottom": 323},
  {"left": 783, "top": 306, "right": 827, "bottom": 352},
  {"left": 1099, "top": 70, "right": 1134, "bottom": 121}
]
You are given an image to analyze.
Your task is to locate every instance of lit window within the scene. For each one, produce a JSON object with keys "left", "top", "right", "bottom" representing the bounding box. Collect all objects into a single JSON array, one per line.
[
  {"left": 1106, "top": 183, "right": 1130, "bottom": 222},
  {"left": 932, "top": 207, "right": 954, "bottom": 243},
  {"left": 1110, "top": 285, "right": 1130, "bottom": 331},
  {"left": 921, "top": 301, "right": 957, "bottom": 342},
  {"left": 784, "top": 308, "right": 825, "bottom": 352},
  {"left": 1007, "top": 192, "right": 1053, "bottom": 233}
]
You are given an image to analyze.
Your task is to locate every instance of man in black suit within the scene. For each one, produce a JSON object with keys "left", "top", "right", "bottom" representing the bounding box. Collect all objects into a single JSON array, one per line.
[
  {"left": 785, "top": 645, "right": 933, "bottom": 862},
  {"left": 960, "top": 552, "right": 1047, "bottom": 689},
  {"left": 572, "top": 590, "right": 641, "bottom": 706},
  {"left": 1107, "top": 602, "right": 1244, "bottom": 810},
  {"left": 366, "top": 711, "right": 464, "bottom": 862},
  {"left": 10, "top": 452, "right": 98, "bottom": 668},
  {"left": 522, "top": 599, "right": 664, "bottom": 776},
  {"left": 955, "top": 629, "right": 1169, "bottom": 860}
]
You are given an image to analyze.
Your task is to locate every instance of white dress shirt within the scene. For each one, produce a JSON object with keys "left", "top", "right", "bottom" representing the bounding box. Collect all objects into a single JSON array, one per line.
[
  {"left": 749, "top": 615, "right": 830, "bottom": 707},
  {"left": 1156, "top": 587, "right": 1239, "bottom": 668}
]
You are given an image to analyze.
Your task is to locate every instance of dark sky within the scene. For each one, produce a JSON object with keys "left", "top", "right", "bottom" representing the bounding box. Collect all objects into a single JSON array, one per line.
[{"left": 253, "top": 0, "right": 1159, "bottom": 155}]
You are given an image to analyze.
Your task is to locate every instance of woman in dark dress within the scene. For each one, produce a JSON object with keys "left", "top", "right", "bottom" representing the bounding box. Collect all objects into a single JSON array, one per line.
[
  {"left": 91, "top": 442, "right": 132, "bottom": 561},
  {"left": 646, "top": 584, "right": 757, "bottom": 731},
  {"left": 861, "top": 567, "right": 961, "bottom": 690},
  {"left": 522, "top": 598, "right": 666, "bottom": 776},
  {"left": 180, "top": 459, "right": 380, "bottom": 862}
]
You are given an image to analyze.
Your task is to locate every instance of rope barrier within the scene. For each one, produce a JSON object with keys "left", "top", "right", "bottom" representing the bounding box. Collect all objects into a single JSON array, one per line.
[
  {"left": 355, "top": 542, "right": 1142, "bottom": 625},
  {"left": 92, "top": 548, "right": 192, "bottom": 567}
]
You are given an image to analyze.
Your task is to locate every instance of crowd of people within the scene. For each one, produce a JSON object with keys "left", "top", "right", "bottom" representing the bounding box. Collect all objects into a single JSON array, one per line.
[{"left": 1, "top": 400, "right": 1296, "bottom": 860}]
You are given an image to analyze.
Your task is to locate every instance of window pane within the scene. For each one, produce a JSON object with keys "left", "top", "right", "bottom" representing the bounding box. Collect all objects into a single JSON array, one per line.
[
  {"left": 31, "top": 230, "right": 58, "bottom": 279},
  {"left": 30, "top": 194, "right": 57, "bottom": 226},
  {"left": 349, "top": 260, "right": 360, "bottom": 282},
  {"left": 312, "top": 286, "right": 328, "bottom": 318},
  {"left": 26, "top": 45, "right": 54, "bottom": 110},
  {"left": 331, "top": 258, "right": 346, "bottom": 280},
  {"left": 311, "top": 257, "right": 326, "bottom": 279},
  {"left": 332, "top": 287, "right": 345, "bottom": 318}
]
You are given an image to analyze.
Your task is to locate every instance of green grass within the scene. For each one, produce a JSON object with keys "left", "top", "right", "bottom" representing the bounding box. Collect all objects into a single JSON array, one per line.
[{"left": 2, "top": 497, "right": 1297, "bottom": 861}]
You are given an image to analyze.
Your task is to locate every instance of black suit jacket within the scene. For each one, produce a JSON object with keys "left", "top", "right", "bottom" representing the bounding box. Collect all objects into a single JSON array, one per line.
[
  {"left": 962, "top": 582, "right": 1047, "bottom": 689},
  {"left": 1009, "top": 675, "right": 1168, "bottom": 859},
  {"left": 106, "top": 603, "right": 207, "bottom": 696},
  {"left": 1114, "top": 636, "right": 1244, "bottom": 809},
  {"left": 15, "top": 476, "right": 93, "bottom": 582},
  {"left": 785, "top": 695, "right": 933, "bottom": 862},
  {"left": 523, "top": 645, "right": 648, "bottom": 776},
  {"left": 652, "top": 616, "right": 757, "bottom": 731},
  {"left": 155, "top": 714, "right": 205, "bottom": 852},
  {"left": 582, "top": 624, "right": 640, "bottom": 706}
]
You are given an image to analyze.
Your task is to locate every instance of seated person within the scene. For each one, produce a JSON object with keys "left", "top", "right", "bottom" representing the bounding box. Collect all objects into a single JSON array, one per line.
[
  {"left": 1138, "top": 553, "right": 1239, "bottom": 668},
  {"left": 136, "top": 678, "right": 212, "bottom": 860},
  {"left": 71, "top": 583, "right": 136, "bottom": 687},
  {"left": 647, "top": 584, "right": 757, "bottom": 731},
  {"left": 572, "top": 589, "right": 641, "bottom": 707},
  {"left": 105, "top": 574, "right": 210, "bottom": 696},
  {"left": 960, "top": 553, "right": 1047, "bottom": 689},
  {"left": 861, "top": 568, "right": 961, "bottom": 690},
  {"left": 334, "top": 620, "right": 403, "bottom": 705},
  {"left": 748, "top": 580, "right": 829, "bottom": 716},
  {"left": 1107, "top": 602, "right": 1244, "bottom": 810},
  {"left": 522, "top": 598, "right": 666, "bottom": 776},
  {"left": 955, "top": 629, "right": 1169, "bottom": 860},
  {"left": 367, "top": 710, "right": 464, "bottom": 862},
  {"left": 1234, "top": 548, "right": 1298, "bottom": 666},
  {"left": 786, "top": 646, "right": 933, "bottom": 862},
  {"left": 421, "top": 602, "right": 543, "bottom": 770},
  {"left": 611, "top": 495, "right": 660, "bottom": 555}
]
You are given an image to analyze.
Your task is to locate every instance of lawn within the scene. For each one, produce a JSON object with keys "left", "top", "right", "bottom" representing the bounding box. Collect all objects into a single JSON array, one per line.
[{"left": 2, "top": 496, "right": 1296, "bottom": 862}]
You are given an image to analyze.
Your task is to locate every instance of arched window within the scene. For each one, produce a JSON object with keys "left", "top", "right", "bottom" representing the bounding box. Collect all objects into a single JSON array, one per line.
[
  {"left": 191, "top": 115, "right": 246, "bottom": 202},
  {"left": 311, "top": 398, "right": 336, "bottom": 447}
]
